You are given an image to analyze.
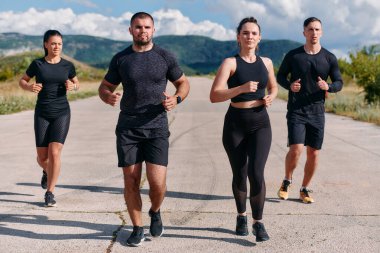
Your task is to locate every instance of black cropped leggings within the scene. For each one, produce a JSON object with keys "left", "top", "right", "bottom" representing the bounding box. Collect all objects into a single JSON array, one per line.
[
  {"left": 223, "top": 105, "right": 272, "bottom": 220},
  {"left": 34, "top": 111, "right": 71, "bottom": 147}
]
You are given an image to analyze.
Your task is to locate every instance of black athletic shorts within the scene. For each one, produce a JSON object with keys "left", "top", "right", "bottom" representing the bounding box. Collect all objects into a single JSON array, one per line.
[
  {"left": 116, "top": 127, "right": 170, "bottom": 167},
  {"left": 286, "top": 111, "right": 325, "bottom": 150},
  {"left": 34, "top": 110, "right": 71, "bottom": 147}
]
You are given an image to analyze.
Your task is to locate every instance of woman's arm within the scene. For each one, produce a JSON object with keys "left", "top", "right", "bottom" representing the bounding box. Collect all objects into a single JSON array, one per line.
[
  {"left": 210, "top": 58, "right": 240, "bottom": 103},
  {"left": 262, "top": 57, "right": 278, "bottom": 107},
  {"left": 19, "top": 74, "right": 42, "bottom": 93}
]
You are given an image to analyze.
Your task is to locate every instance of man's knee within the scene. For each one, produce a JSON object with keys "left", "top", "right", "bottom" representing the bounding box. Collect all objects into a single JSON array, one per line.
[
  {"left": 288, "top": 145, "right": 303, "bottom": 159},
  {"left": 307, "top": 147, "right": 319, "bottom": 159},
  {"left": 124, "top": 179, "right": 141, "bottom": 193}
]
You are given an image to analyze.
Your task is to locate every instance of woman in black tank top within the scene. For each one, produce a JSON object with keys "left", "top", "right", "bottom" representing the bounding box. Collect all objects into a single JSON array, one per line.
[
  {"left": 210, "top": 17, "right": 278, "bottom": 242},
  {"left": 19, "top": 30, "right": 80, "bottom": 207}
]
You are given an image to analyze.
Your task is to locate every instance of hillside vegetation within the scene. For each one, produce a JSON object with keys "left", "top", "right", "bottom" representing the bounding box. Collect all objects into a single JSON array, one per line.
[
  {"left": 1, "top": 33, "right": 379, "bottom": 126},
  {"left": 0, "top": 33, "right": 301, "bottom": 74},
  {"left": 0, "top": 50, "right": 105, "bottom": 82},
  {"left": 0, "top": 50, "right": 105, "bottom": 115}
]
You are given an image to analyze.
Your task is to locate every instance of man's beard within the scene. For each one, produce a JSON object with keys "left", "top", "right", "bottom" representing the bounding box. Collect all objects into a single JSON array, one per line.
[{"left": 134, "top": 38, "right": 152, "bottom": 46}]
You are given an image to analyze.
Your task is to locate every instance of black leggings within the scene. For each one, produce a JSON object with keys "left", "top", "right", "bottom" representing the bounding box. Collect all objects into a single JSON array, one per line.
[
  {"left": 34, "top": 111, "right": 71, "bottom": 147},
  {"left": 222, "top": 105, "right": 272, "bottom": 220}
]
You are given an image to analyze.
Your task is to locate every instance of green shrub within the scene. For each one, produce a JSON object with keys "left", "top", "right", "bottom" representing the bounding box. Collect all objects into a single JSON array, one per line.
[{"left": 349, "top": 46, "right": 380, "bottom": 104}]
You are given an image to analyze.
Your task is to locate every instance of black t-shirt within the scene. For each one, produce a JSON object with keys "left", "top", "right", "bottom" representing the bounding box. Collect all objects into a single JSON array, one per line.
[
  {"left": 104, "top": 44, "right": 183, "bottom": 129},
  {"left": 227, "top": 55, "right": 268, "bottom": 102},
  {"left": 26, "top": 57, "right": 76, "bottom": 118},
  {"left": 277, "top": 46, "right": 343, "bottom": 113}
]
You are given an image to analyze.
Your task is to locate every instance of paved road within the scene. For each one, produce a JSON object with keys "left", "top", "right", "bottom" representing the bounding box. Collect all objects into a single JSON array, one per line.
[{"left": 0, "top": 77, "right": 379, "bottom": 253}]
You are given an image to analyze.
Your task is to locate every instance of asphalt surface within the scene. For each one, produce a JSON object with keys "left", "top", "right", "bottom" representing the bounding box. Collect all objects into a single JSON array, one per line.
[{"left": 0, "top": 76, "right": 379, "bottom": 253}]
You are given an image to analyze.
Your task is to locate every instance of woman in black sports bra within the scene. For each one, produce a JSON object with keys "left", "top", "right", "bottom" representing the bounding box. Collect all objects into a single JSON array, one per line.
[
  {"left": 210, "top": 17, "right": 278, "bottom": 242},
  {"left": 19, "top": 30, "right": 79, "bottom": 207}
]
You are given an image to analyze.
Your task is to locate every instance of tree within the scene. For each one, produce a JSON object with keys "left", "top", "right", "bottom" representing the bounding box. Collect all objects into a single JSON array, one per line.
[{"left": 349, "top": 45, "right": 380, "bottom": 104}]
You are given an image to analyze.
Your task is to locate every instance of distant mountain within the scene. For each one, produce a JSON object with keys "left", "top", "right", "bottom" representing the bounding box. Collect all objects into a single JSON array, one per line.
[{"left": 0, "top": 33, "right": 302, "bottom": 75}]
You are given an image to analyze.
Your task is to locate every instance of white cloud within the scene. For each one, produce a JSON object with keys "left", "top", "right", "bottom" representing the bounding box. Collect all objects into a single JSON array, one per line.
[
  {"left": 0, "top": 8, "right": 132, "bottom": 40},
  {"left": 0, "top": 2, "right": 379, "bottom": 54},
  {"left": 0, "top": 7, "right": 235, "bottom": 42},
  {"left": 212, "top": 0, "right": 380, "bottom": 53},
  {"left": 152, "top": 9, "right": 235, "bottom": 40}
]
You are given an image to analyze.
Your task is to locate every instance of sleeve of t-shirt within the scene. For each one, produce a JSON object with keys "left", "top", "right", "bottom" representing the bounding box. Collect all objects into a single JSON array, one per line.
[
  {"left": 68, "top": 62, "right": 77, "bottom": 79},
  {"left": 104, "top": 55, "right": 122, "bottom": 85},
  {"left": 25, "top": 60, "right": 38, "bottom": 78},
  {"left": 276, "top": 52, "right": 292, "bottom": 90},
  {"left": 327, "top": 53, "right": 343, "bottom": 93},
  {"left": 164, "top": 51, "right": 183, "bottom": 82}
]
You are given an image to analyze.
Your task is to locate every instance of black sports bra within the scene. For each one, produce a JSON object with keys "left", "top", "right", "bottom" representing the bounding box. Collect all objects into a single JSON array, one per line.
[{"left": 227, "top": 55, "right": 268, "bottom": 102}]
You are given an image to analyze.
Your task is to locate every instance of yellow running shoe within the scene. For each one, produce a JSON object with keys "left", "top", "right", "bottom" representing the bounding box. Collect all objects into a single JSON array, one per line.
[
  {"left": 300, "top": 188, "right": 314, "bottom": 203},
  {"left": 277, "top": 180, "right": 291, "bottom": 200}
]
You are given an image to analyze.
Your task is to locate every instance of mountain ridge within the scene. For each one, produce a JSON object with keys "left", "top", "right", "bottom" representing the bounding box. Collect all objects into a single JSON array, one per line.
[{"left": 0, "top": 33, "right": 302, "bottom": 74}]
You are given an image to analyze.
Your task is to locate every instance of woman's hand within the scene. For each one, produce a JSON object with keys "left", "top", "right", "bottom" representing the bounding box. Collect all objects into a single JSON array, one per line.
[
  {"left": 65, "top": 80, "right": 76, "bottom": 91},
  {"left": 262, "top": 94, "right": 273, "bottom": 107},
  {"left": 29, "top": 83, "right": 43, "bottom": 93},
  {"left": 240, "top": 81, "right": 258, "bottom": 93}
]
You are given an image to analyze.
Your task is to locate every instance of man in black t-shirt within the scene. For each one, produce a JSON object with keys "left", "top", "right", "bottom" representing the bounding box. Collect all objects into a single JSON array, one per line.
[
  {"left": 276, "top": 17, "right": 343, "bottom": 204},
  {"left": 98, "top": 12, "right": 190, "bottom": 247}
]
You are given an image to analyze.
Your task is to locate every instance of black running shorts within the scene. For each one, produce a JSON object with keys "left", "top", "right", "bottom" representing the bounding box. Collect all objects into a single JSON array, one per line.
[
  {"left": 116, "top": 128, "right": 170, "bottom": 167},
  {"left": 286, "top": 111, "right": 325, "bottom": 150},
  {"left": 34, "top": 110, "right": 71, "bottom": 147}
]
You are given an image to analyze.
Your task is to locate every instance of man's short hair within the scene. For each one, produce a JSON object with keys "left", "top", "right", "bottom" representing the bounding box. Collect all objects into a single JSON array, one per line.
[
  {"left": 303, "top": 17, "right": 322, "bottom": 27},
  {"left": 130, "top": 12, "right": 154, "bottom": 25}
]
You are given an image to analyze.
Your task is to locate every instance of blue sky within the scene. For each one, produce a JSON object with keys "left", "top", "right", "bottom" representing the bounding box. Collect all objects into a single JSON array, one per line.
[{"left": 1, "top": 0, "right": 379, "bottom": 58}]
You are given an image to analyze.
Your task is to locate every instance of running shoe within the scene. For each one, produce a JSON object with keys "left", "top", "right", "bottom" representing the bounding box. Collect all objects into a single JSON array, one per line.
[
  {"left": 41, "top": 171, "right": 47, "bottom": 189},
  {"left": 277, "top": 179, "right": 291, "bottom": 200},
  {"left": 235, "top": 215, "right": 248, "bottom": 236},
  {"left": 149, "top": 209, "right": 164, "bottom": 237},
  {"left": 300, "top": 188, "right": 315, "bottom": 203},
  {"left": 252, "top": 222, "right": 270, "bottom": 242},
  {"left": 44, "top": 191, "right": 56, "bottom": 207},
  {"left": 126, "top": 226, "right": 145, "bottom": 247}
]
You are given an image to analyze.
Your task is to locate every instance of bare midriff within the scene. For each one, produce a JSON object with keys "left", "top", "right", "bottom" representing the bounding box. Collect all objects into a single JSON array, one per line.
[{"left": 231, "top": 99, "right": 264, "bottom": 108}]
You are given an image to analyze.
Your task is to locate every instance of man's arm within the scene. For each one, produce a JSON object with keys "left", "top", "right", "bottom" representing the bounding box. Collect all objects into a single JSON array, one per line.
[
  {"left": 327, "top": 55, "right": 343, "bottom": 93},
  {"left": 98, "top": 79, "right": 121, "bottom": 106},
  {"left": 162, "top": 74, "right": 190, "bottom": 111},
  {"left": 276, "top": 54, "right": 292, "bottom": 90},
  {"left": 172, "top": 74, "right": 190, "bottom": 101}
]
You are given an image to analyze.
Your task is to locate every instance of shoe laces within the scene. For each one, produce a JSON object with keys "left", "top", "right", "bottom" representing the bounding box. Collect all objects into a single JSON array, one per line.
[
  {"left": 45, "top": 191, "right": 54, "bottom": 197},
  {"left": 150, "top": 210, "right": 161, "bottom": 222},
  {"left": 236, "top": 216, "right": 247, "bottom": 226},
  {"left": 254, "top": 222, "right": 266, "bottom": 233},
  {"left": 131, "top": 226, "right": 142, "bottom": 236},
  {"left": 301, "top": 188, "right": 313, "bottom": 196},
  {"left": 281, "top": 180, "right": 291, "bottom": 191}
]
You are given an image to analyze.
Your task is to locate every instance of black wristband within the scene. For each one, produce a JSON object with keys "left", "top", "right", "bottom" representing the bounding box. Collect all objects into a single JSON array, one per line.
[{"left": 176, "top": 95, "right": 182, "bottom": 104}]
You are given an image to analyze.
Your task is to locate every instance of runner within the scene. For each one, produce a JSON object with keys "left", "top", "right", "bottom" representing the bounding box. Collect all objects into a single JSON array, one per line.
[
  {"left": 98, "top": 12, "right": 190, "bottom": 247},
  {"left": 276, "top": 17, "right": 343, "bottom": 203},
  {"left": 19, "top": 30, "right": 80, "bottom": 207},
  {"left": 210, "top": 17, "right": 278, "bottom": 242}
]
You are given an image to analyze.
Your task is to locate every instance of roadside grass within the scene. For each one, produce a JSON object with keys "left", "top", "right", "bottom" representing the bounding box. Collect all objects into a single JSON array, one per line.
[
  {"left": 1, "top": 76, "right": 379, "bottom": 126},
  {"left": 0, "top": 79, "right": 101, "bottom": 114},
  {"left": 277, "top": 82, "right": 380, "bottom": 126}
]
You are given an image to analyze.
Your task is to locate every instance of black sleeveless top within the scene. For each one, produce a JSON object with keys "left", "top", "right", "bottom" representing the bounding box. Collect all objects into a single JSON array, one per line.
[{"left": 227, "top": 55, "right": 268, "bottom": 102}]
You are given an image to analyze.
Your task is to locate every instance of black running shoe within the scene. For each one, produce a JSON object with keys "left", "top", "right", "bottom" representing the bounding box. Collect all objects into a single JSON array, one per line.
[
  {"left": 149, "top": 209, "right": 164, "bottom": 237},
  {"left": 252, "top": 222, "right": 270, "bottom": 242},
  {"left": 235, "top": 215, "right": 248, "bottom": 236},
  {"left": 126, "top": 226, "right": 145, "bottom": 247},
  {"left": 41, "top": 171, "right": 47, "bottom": 189},
  {"left": 44, "top": 191, "right": 56, "bottom": 207}
]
